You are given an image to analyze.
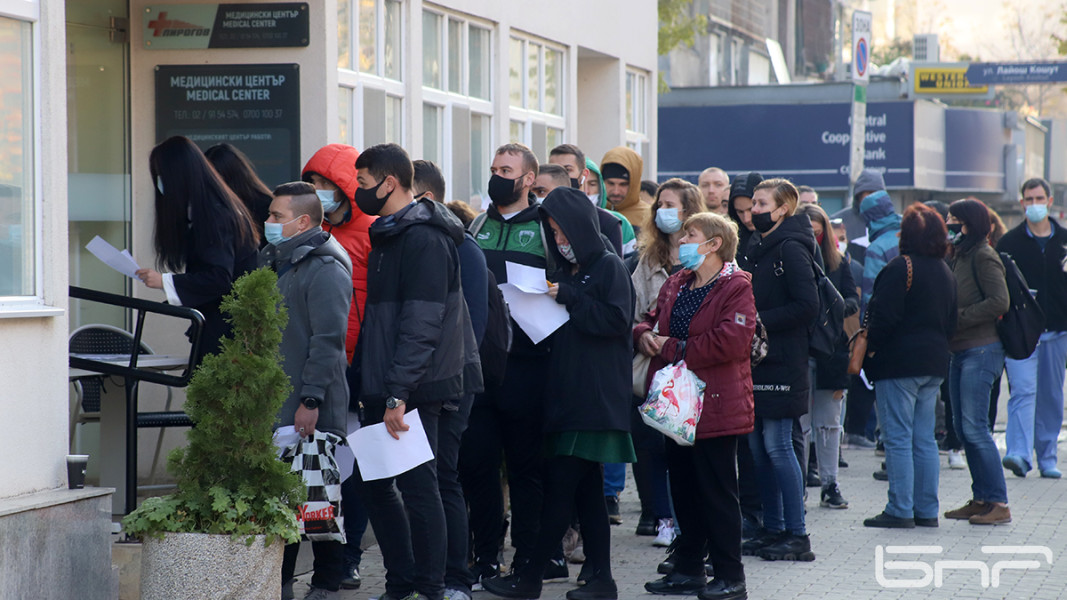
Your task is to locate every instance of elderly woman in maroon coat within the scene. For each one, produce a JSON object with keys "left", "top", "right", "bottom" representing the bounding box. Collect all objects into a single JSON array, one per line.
[{"left": 636, "top": 212, "right": 756, "bottom": 600}]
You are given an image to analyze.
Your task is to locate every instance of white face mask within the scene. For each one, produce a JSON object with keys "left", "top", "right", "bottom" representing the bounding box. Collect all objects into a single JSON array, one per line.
[
  {"left": 587, "top": 193, "right": 599, "bottom": 206},
  {"left": 837, "top": 240, "right": 848, "bottom": 254}
]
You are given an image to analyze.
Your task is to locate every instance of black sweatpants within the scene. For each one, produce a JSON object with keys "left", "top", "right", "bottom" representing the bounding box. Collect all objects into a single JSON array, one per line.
[
  {"left": 844, "top": 374, "right": 876, "bottom": 436},
  {"left": 530, "top": 455, "right": 613, "bottom": 581},
  {"left": 666, "top": 435, "right": 745, "bottom": 582},
  {"left": 282, "top": 540, "right": 344, "bottom": 591}
]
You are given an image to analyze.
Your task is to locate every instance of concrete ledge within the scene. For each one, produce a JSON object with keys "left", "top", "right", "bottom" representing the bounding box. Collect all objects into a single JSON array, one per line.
[{"left": 0, "top": 486, "right": 114, "bottom": 518}]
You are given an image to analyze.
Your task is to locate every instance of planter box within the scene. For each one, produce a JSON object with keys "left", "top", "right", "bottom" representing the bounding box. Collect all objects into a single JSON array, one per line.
[{"left": 141, "top": 532, "right": 282, "bottom": 600}]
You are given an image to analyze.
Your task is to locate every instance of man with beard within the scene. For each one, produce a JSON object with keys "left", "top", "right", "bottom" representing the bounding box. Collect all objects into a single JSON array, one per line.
[{"left": 461, "top": 144, "right": 569, "bottom": 587}]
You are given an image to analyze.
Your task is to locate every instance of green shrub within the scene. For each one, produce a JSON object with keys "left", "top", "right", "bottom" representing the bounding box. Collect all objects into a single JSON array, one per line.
[{"left": 123, "top": 268, "right": 306, "bottom": 545}]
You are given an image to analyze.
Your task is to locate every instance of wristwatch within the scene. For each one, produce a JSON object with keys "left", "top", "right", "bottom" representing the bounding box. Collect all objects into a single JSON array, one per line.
[
  {"left": 385, "top": 396, "right": 406, "bottom": 410},
  {"left": 301, "top": 397, "right": 322, "bottom": 410}
]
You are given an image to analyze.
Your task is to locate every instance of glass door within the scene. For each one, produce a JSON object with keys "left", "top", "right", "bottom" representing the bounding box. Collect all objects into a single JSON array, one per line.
[{"left": 66, "top": 0, "right": 130, "bottom": 329}]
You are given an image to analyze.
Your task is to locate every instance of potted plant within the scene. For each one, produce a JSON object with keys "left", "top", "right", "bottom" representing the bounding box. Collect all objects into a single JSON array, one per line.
[{"left": 123, "top": 268, "right": 306, "bottom": 600}]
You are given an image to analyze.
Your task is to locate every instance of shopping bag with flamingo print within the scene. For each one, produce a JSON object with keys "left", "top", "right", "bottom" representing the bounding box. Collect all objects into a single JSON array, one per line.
[{"left": 639, "top": 360, "right": 705, "bottom": 446}]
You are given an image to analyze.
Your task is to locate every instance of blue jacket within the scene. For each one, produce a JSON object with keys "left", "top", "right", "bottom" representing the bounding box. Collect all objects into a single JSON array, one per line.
[{"left": 860, "top": 191, "right": 901, "bottom": 317}]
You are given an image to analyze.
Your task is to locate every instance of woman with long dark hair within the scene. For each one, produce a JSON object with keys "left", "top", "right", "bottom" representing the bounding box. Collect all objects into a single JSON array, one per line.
[
  {"left": 862, "top": 204, "right": 957, "bottom": 529},
  {"left": 942, "top": 198, "right": 1012, "bottom": 525},
  {"left": 135, "top": 136, "right": 260, "bottom": 363},
  {"left": 797, "top": 203, "right": 858, "bottom": 510},
  {"left": 204, "top": 142, "right": 273, "bottom": 243}
]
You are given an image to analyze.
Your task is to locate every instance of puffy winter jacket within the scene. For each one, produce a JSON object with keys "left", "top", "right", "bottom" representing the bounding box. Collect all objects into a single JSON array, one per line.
[
  {"left": 859, "top": 191, "right": 901, "bottom": 316},
  {"left": 635, "top": 263, "right": 757, "bottom": 439},
  {"left": 302, "top": 144, "right": 376, "bottom": 363}
]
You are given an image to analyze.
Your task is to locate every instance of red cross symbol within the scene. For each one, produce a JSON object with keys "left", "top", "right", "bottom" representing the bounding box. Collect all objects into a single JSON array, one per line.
[{"left": 147, "top": 12, "right": 202, "bottom": 37}]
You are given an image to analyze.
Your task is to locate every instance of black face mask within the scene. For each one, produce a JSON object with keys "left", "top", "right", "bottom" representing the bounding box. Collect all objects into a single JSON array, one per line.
[
  {"left": 947, "top": 222, "right": 965, "bottom": 245},
  {"left": 488, "top": 174, "right": 524, "bottom": 207},
  {"left": 353, "top": 179, "right": 388, "bottom": 216},
  {"left": 752, "top": 211, "right": 777, "bottom": 234},
  {"left": 570, "top": 177, "right": 581, "bottom": 189}
]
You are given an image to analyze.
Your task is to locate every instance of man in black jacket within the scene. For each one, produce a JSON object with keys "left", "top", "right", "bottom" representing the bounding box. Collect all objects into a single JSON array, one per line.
[
  {"left": 352, "top": 143, "right": 482, "bottom": 600},
  {"left": 997, "top": 177, "right": 1067, "bottom": 479}
]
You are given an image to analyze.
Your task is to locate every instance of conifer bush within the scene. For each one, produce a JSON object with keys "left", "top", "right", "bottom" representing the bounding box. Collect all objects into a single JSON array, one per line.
[{"left": 123, "top": 268, "right": 306, "bottom": 545}]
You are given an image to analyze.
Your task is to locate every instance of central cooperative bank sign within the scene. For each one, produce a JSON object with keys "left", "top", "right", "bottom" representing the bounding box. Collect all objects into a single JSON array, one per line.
[{"left": 912, "top": 63, "right": 990, "bottom": 96}]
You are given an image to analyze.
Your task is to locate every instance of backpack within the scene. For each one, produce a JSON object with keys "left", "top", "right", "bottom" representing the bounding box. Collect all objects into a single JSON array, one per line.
[
  {"left": 776, "top": 241, "right": 845, "bottom": 360},
  {"left": 971, "top": 250, "right": 1045, "bottom": 360},
  {"left": 480, "top": 269, "right": 512, "bottom": 388},
  {"left": 469, "top": 211, "right": 556, "bottom": 276}
]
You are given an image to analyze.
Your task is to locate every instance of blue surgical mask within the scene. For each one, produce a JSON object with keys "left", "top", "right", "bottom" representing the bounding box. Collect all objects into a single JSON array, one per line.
[
  {"left": 1026, "top": 203, "right": 1049, "bottom": 223},
  {"left": 678, "top": 241, "right": 711, "bottom": 270},
  {"left": 317, "top": 189, "right": 342, "bottom": 214},
  {"left": 264, "top": 217, "right": 299, "bottom": 246},
  {"left": 655, "top": 207, "right": 682, "bottom": 234},
  {"left": 558, "top": 242, "right": 577, "bottom": 264}
]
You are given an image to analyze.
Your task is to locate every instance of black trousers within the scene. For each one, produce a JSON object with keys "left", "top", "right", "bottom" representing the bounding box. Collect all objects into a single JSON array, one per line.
[
  {"left": 737, "top": 434, "right": 761, "bottom": 525},
  {"left": 356, "top": 402, "right": 446, "bottom": 600},
  {"left": 631, "top": 403, "right": 672, "bottom": 519},
  {"left": 666, "top": 435, "right": 745, "bottom": 582},
  {"left": 844, "top": 374, "right": 876, "bottom": 436},
  {"left": 530, "top": 455, "right": 613, "bottom": 580},
  {"left": 459, "top": 355, "right": 547, "bottom": 567},
  {"left": 282, "top": 539, "right": 344, "bottom": 591},
  {"left": 438, "top": 394, "right": 474, "bottom": 591}
]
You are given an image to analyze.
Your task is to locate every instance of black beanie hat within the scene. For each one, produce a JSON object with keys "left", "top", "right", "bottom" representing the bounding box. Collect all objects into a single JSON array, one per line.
[
  {"left": 729, "top": 171, "right": 763, "bottom": 201},
  {"left": 600, "top": 162, "right": 629, "bottom": 181}
]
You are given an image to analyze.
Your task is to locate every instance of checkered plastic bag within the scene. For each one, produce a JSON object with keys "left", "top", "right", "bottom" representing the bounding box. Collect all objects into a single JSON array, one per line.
[{"left": 281, "top": 431, "right": 347, "bottom": 543}]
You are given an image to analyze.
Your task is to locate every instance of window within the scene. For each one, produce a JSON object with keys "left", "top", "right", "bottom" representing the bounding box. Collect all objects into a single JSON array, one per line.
[
  {"left": 625, "top": 68, "right": 650, "bottom": 159},
  {"left": 0, "top": 15, "right": 35, "bottom": 299},
  {"left": 509, "top": 34, "right": 566, "bottom": 161},
  {"left": 338, "top": 0, "right": 404, "bottom": 149},
  {"left": 420, "top": 7, "right": 494, "bottom": 206}
]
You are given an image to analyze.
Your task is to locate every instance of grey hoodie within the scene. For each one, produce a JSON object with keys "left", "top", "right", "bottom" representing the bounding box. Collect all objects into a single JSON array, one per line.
[{"left": 261, "top": 227, "right": 353, "bottom": 436}]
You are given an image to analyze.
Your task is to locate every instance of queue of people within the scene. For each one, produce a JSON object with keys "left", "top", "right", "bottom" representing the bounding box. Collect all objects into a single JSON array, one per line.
[{"left": 135, "top": 133, "right": 1063, "bottom": 600}]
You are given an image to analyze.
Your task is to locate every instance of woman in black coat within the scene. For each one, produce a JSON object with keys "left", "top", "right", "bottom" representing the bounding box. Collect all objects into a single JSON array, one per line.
[
  {"left": 798, "top": 204, "right": 859, "bottom": 510},
  {"left": 135, "top": 136, "right": 260, "bottom": 364},
  {"left": 741, "top": 179, "right": 818, "bottom": 562},
  {"left": 861, "top": 204, "right": 957, "bottom": 529}
]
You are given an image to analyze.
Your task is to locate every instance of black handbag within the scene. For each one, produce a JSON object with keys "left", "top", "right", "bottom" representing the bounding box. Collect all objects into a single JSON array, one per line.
[{"left": 971, "top": 250, "right": 1045, "bottom": 360}]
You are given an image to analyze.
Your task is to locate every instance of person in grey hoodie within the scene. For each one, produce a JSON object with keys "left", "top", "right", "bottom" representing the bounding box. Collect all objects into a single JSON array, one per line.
[{"left": 261, "top": 181, "right": 353, "bottom": 600}]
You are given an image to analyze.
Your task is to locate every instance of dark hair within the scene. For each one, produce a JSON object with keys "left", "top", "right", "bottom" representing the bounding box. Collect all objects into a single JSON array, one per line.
[
  {"left": 355, "top": 143, "right": 413, "bottom": 189},
  {"left": 640, "top": 180, "right": 659, "bottom": 196},
  {"left": 922, "top": 200, "right": 949, "bottom": 222},
  {"left": 797, "top": 203, "right": 841, "bottom": 273},
  {"left": 988, "top": 207, "right": 1006, "bottom": 247},
  {"left": 549, "top": 144, "right": 585, "bottom": 171},
  {"left": 149, "top": 136, "right": 258, "bottom": 271},
  {"left": 496, "top": 143, "right": 539, "bottom": 175},
  {"left": 538, "top": 164, "right": 570, "bottom": 188},
  {"left": 273, "top": 181, "right": 322, "bottom": 223},
  {"left": 446, "top": 200, "right": 478, "bottom": 227},
  {"left": 948, "top": 198, "right": 991, "bottom": 254},
  {"left": 412, "top": 159, "right": 446, "bottom": 202},
  {"left": 1022, "top": 177, "right": 1051, "bottom": 198},
  {"left": 204, "top": 143, "right": 273, "bottom": 225},
  {"left": 899, "top": 203, "right": 948, "bottom": 258}
]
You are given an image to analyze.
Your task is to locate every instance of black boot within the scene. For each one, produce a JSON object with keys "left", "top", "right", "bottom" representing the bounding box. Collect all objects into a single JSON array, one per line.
[
  {"left": 566, "top": 573, "right": 617, "bottom": 600},
  {"left": 644, "top": 571, "right": 706, "bottom": 595},
  {"left": 740, "top": 528, "right": 780, "bottom": 556},
  {"left": 757, "top": 532, "right": 815, "bottom": 562},
  {"left": 481, "top": 570, "right": 543, "bottom": 599},
  {"left": 698, "top": 578, "right": 747, "bottom": 600}
]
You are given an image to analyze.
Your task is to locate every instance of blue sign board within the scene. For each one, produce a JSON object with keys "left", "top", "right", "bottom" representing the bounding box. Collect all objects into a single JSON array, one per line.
[
  {"left": 944, "top": 108, "right": 1009, "bottom": 191},
  {"left": 657, "top": 102, "right": 915, "bottom": 189},
  {"left": 965, "top": 62, "right": 1067, "bottom": 85}
]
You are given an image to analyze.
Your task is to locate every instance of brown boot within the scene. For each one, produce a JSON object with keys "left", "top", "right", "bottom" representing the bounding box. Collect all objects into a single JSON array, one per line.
[
  {"left": 969, "top": 504, "right": 1011, "bottom": 525},
  {"left": 944, "top": 500, "right": 990, "bottom": 520}
]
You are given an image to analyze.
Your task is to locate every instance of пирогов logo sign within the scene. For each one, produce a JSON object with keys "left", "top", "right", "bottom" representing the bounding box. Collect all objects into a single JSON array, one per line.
[{"left": 875, "top": 545, "right": 1053, "bottom": 589}]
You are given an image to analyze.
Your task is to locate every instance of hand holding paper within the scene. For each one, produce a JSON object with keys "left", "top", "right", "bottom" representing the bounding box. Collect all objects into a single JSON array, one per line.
[
  {"left": 349, "top": 408, "right": 435, "bottom": 481},
  {"left": 499, "top": 261, "right": 569, "bottom": 344}
]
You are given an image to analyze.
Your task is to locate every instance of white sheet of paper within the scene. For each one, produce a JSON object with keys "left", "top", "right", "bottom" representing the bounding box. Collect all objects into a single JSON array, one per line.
[
  {"left": 499, "top": 282, "right": 570, "bottom": 344},
  {"left": 349, "top": 408, "right": 434, "bottom": 481},
  {"left": 86, "top": 235, "right": 141, "bottom": 278},
  {"left": 506, "top": 262, "right": 549, "bottom": 293},
  {"left": 272, "top": 426, "right": 301, "bottom": 458}
]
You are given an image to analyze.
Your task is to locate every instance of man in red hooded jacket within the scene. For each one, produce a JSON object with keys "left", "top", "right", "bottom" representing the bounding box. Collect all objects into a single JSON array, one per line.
[{"left": 302, "top": 143, "right": 376, "bottom": 591}]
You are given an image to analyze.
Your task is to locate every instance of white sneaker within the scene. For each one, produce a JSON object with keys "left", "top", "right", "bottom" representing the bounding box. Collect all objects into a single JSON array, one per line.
[
  {"left": 653, "top": 518, "right": 676, "bottom": 547},
  {"left": 948, "top": 450, "right": 967, "bottom": 470}
]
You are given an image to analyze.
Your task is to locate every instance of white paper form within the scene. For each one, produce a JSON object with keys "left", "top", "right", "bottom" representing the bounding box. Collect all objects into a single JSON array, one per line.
[
  {"left": 498, "top": 287, "right": 570, "bottom": 345},
  {"left": 349, "top": 408, "right": 435, "bottom": 481},
  {"left": 86, "top": 236, "right": 141, "bottom": 278},
  {"left": 506, "top": 261, "right": 550, "bottom": 293}
]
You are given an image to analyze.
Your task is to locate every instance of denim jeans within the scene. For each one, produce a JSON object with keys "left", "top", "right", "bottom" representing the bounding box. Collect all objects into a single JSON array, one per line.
[
  {"left": 747, "top": 416, "right": 806, "bottom": 535},
  {"left": 603, "top": 463, "right": 625, "bottom": 497},
  {"left": 812, "top": 389, "right": 845, "bottom": 484},
  {"left": 950, "top": 342, "right": 1008, "bottom": 503},
  {"left": 1004, "top": 331, "right": 1067, "bottom": 472},
  {"left": 874, "top": 376, "right": 941, "bottom": 519}
]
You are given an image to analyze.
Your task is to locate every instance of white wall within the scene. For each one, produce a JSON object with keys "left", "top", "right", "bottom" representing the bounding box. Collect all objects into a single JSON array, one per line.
[{"left": 0, "top": 0, "right": 71, "bottom": 499}]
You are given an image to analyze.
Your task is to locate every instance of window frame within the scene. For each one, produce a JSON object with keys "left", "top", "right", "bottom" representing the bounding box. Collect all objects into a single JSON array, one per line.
[
  {"left": 625, "top": 67, "right": 650, "bottom": 153},
  {"left": 337, "top": 0, "right": 406, "bottom": 150},
  {"left": 508, "top": 33, "right": 566, "bottom": 157},
  {"left": 0, "top": 0, "right": 53, "bottom": 316}
]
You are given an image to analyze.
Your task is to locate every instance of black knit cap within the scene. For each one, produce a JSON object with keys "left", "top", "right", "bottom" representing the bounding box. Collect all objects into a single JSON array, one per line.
[
  {"left": 729, "top": 171, "right": 763, "bottom": 201},
  {"left": 600, "top": 162, "right": 630, "bottom": 181}
]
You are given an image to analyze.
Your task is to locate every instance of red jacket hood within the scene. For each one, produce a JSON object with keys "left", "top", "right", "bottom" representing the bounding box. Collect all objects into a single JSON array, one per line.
[{"left": 302, "top": 144, "right": 365, "bottom": 213}]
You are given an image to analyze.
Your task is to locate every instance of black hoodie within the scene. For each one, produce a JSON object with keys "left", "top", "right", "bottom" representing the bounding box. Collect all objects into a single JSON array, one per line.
[
  {"left": 359, "top": 198, "right": 483, "bottom": 409},
  {"left": 747, "top": 213, "right": 820, "bottom": 419},
  {"left": 539, "top": 187, "right": 635, "bottom": 434}
]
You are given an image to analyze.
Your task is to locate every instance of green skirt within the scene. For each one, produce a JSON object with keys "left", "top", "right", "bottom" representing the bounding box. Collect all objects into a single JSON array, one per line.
[{"left": 544, "top": 431, "right": 637, "bottom": 464}]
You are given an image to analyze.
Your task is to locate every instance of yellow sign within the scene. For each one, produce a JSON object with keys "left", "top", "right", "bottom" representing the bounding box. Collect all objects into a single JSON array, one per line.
[{"left": 914, "top": 67, "right": 989, "bottom": 94}]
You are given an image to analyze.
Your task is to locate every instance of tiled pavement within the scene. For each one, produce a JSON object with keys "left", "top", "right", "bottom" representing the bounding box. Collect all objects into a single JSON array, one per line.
[{"left": 303, "top": 421, "right": 1067, "bottom": 599}]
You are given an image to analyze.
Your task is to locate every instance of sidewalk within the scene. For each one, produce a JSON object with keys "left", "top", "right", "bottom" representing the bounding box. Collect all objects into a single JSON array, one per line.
[{"left": 312, "top": 429, "right": 1067, "bottom": 600}]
